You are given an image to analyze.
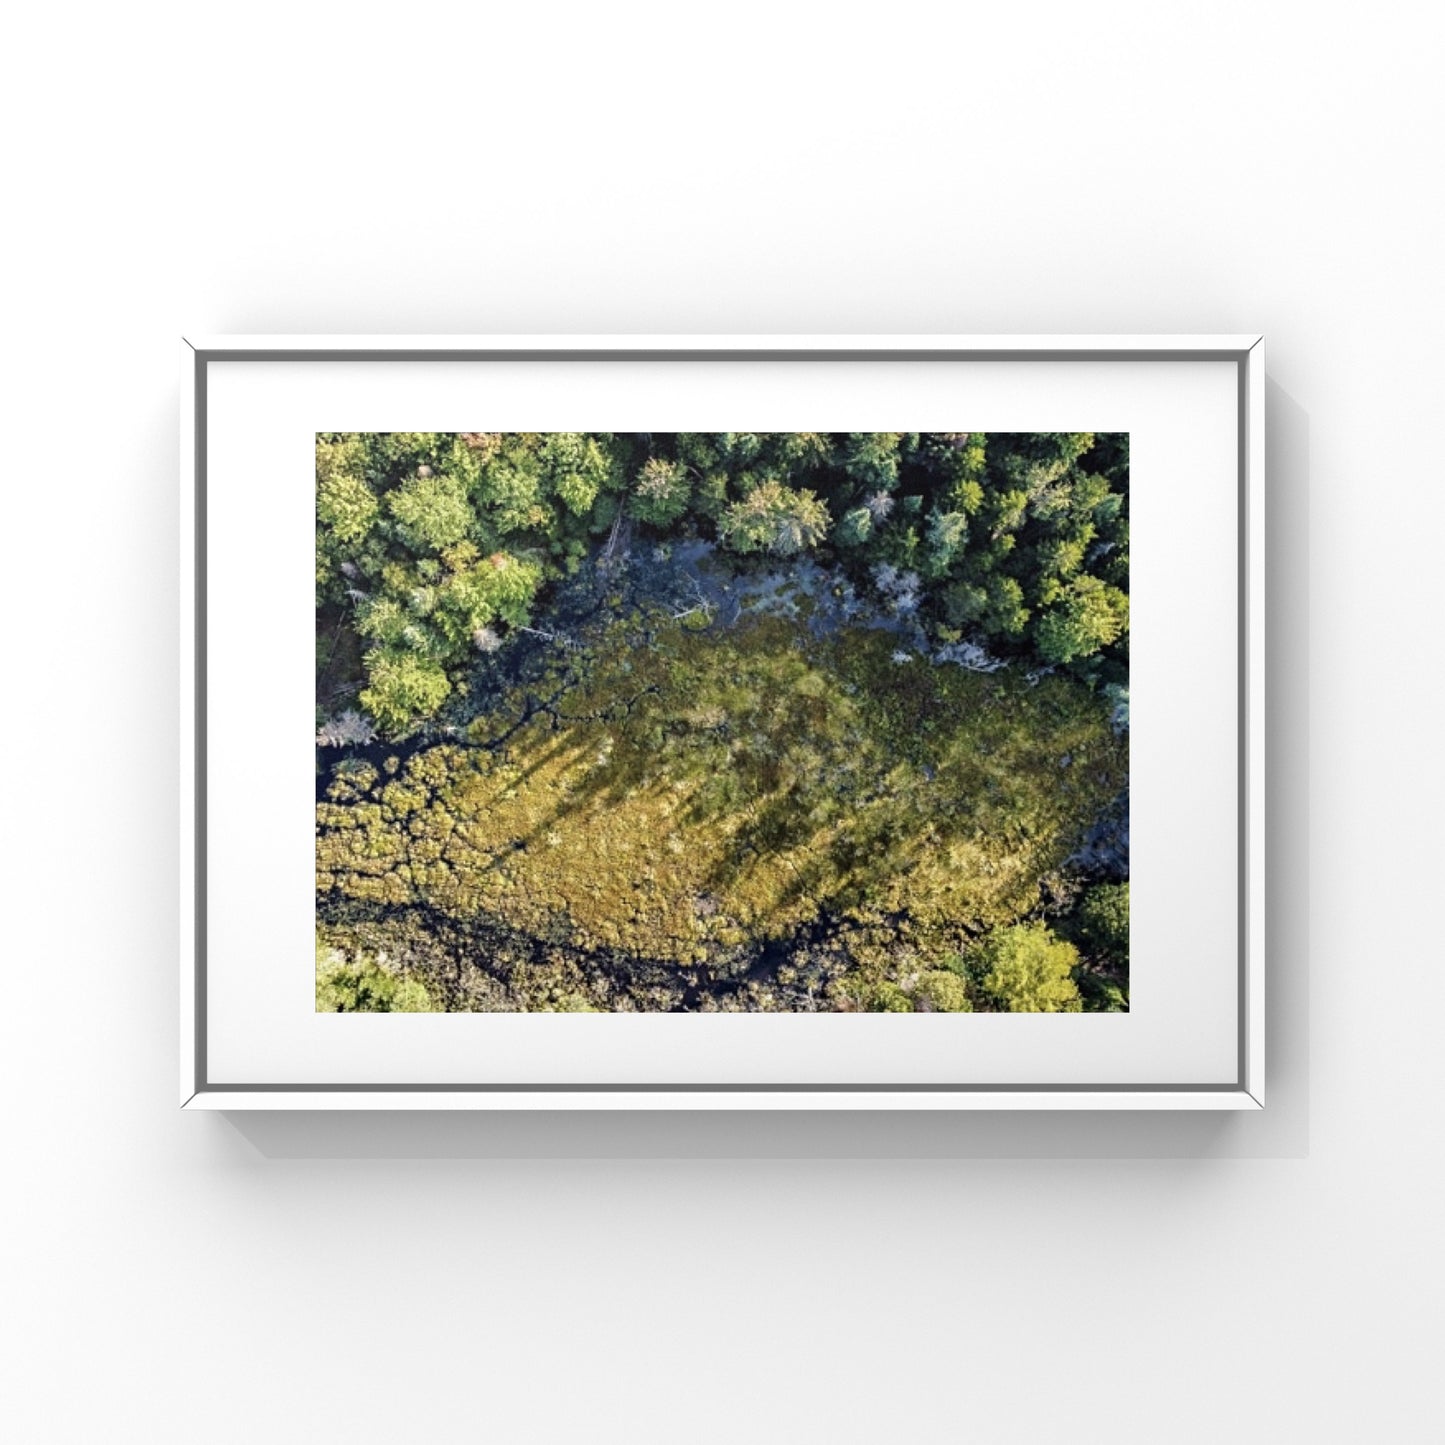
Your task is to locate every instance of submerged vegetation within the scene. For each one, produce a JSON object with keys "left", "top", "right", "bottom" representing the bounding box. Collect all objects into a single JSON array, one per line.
[{"left": 316, "top": 431, "right": 1130, "bottom": 1012}]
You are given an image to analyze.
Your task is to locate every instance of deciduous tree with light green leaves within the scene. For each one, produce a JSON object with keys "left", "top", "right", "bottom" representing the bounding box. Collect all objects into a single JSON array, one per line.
[
  {"left": 317, "top": 469, "right": 379, "bottom": 547},
  {"left": 1034, "top": 574, "right": 1129, "bottom": 665},
  {"left": 387, "top": 471, "right": 474, "bottom": 552},
  {"left": 540, "top": 432, "right": 616, "bottom": 518},
  {"left": 630, "top": 456, "right": 691, "bottom": 527},
  {"left": 915, "top": 970, "right": 973, "bottom": 1012},
  {"left": 979, "top": 921, "right": 1083, "bottom": 1012},
  {"left": 719, "top": 480, "right": 831, "bottom": 555},
  {"left": 359, "top": 649, "right": 451, "bottom": 736}
]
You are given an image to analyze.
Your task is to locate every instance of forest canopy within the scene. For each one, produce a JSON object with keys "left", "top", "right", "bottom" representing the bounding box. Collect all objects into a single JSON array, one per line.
[{"left": 317, "top": 431, "right": 1129, "bottom": 741}]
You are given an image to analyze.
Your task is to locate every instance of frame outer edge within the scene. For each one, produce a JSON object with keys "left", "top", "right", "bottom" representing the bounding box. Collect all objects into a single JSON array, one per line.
[
  {"left": 184, "top": 333, "right": 1264, "bottom": 356},
  {"left": 1245, "top": 338, "right": 1267, "bottom": 1104},
  {"left": 179, "top": 339, "right": 198, "bottom": 1106},
  {"left": 183, "top": 1090, "right": 1265, "bottom": 1112},
  {"left": 185, "top": 335, "right": 1260, "bottom": 1111}
]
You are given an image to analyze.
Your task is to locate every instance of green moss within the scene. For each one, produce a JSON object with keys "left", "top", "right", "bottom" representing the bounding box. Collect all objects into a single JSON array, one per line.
[{"left": 978, "top": 921, "right": 1084, "bottom": 1013}]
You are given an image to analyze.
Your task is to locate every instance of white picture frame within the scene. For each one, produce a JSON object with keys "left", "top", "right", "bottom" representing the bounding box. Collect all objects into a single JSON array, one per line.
[{"left": 181, "top": 335, "right": 1264, "bottom": 1110}]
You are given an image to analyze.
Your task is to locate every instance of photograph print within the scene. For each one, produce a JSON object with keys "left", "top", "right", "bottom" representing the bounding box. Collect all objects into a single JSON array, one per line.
[{"left": 315, "top": 431, "right": 1129, "bottom": 1014}]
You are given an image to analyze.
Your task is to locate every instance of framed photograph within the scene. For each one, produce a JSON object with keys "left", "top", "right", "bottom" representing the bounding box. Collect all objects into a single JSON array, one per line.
[{"left": 181, "top": 335, "right": 1264, "bottom": 1109}]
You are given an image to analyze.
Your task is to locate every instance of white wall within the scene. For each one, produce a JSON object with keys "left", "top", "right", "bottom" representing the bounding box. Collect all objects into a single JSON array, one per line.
[{"left": 2, "top": 3, "right": 1439, "bottom": 1440}]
